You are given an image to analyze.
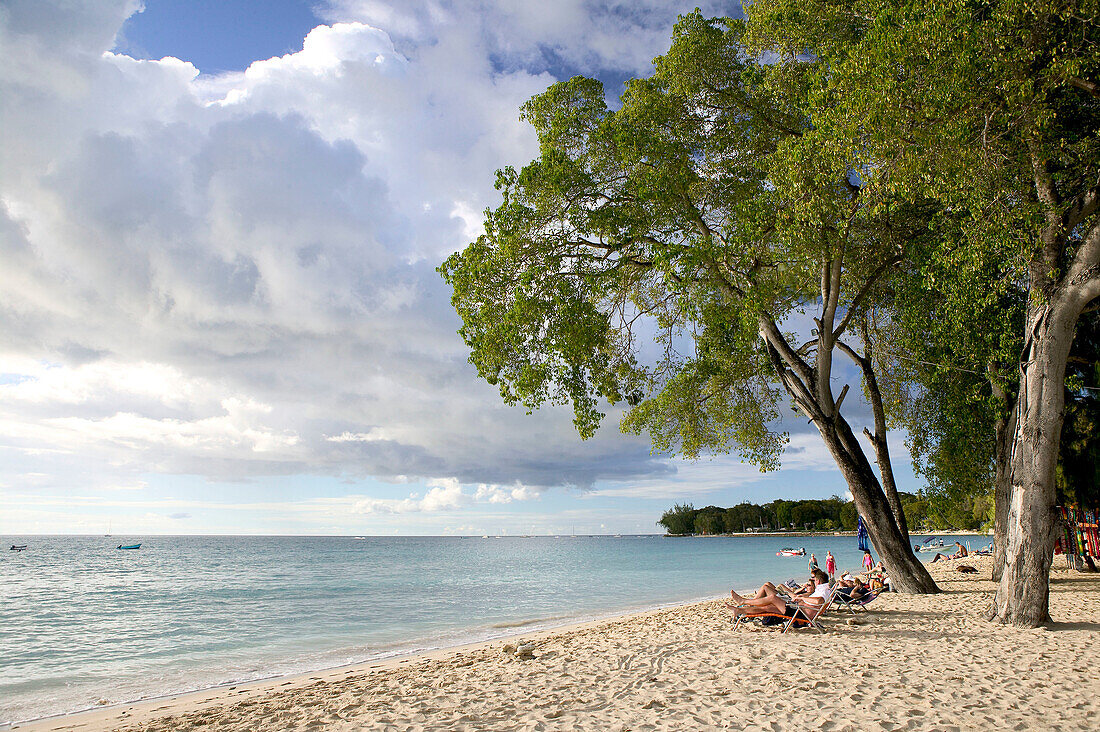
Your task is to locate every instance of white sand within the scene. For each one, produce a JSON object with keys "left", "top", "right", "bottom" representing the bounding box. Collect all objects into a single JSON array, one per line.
[{"left": 16, "top": 555, "right": 1100, "bottom": 731}]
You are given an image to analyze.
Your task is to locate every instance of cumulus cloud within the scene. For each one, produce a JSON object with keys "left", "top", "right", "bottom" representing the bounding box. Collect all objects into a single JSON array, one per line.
[
  {"left": 3, "top": 0, "right": 865, "bottom": 517},
  {"left": 324, "top": 1, "right": 741, "bottom": 78},
  {"left": 344, "top": 477, "right": 542, "bottom": 515}
]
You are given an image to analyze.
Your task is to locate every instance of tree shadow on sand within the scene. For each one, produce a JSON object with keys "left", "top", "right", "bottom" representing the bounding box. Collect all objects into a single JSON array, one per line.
[{"left": 1046, "top": 620, "right": 1100, "bottom": 631}]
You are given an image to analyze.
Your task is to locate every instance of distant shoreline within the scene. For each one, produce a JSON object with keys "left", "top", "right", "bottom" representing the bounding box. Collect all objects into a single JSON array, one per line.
[{"left": 663, "top": 530, "right": 991, "bottom": 538}]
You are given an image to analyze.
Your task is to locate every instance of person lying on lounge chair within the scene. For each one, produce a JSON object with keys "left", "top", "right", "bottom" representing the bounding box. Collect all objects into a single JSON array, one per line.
[
  {"left": 833, "top": 577, "right": 869, "bottom": 601},
  {"left": 729, "top": 569, "right": 831, "bottom": 619},
  {"left": 781, "top": 575, "right": 817, "bottom": 597}
]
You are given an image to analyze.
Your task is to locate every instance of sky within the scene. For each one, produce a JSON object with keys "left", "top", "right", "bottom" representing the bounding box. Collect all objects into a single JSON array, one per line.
[{"left": 0, "top": 0, "right": 928, "bottom": 536}]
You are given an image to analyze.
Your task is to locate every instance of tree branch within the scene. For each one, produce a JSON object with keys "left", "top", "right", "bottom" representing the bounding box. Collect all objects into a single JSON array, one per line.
[
  {"left": 838, "top": 329, "right": 907, "bottom": 538},
  {"left": 832, "top": 254, "right": 903, "bottom": 341},
  {"left": 1063, "top": 177, "right": 1100, "bottom": 231},
  {"left": 758, "top": 315, "right": 815, "bottom": 386},
  {"left": 1069, "top": 76, "right": 1100, "bottom": 99},
  {"left": 762, "top": 337, "right": 822, "bottom": 422},
  {"left": 1064, "top": 218, "right": 1100, "bottom": 313},
  {"left": 1028, "top": 138, "right": 1065, "bottom": 271},
  {"left": 816, "top": 254, "right": 843, "bottom": 415}
]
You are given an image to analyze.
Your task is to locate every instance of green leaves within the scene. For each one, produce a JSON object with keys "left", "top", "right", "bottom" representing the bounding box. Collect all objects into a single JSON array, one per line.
[
  {"left": 740, "top": 0, "right": 1100, "bottom": 506},
  {"left": 441, "top": 11, "right": 828, "bottom": 467},
  {"left": 442, "top": 2, "right": 1099, "bottom": 486}
]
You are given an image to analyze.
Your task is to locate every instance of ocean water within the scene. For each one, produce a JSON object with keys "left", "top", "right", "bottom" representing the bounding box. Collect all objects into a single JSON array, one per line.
[{"left": 0, "top": 533, "right": 986, "bottom": 724}]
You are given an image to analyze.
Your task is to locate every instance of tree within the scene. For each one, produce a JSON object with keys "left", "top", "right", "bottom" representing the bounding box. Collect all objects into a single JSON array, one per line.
[
  {"left": 657, "top": 503, "right": 697, "bottom": 535},
  {"left": 746, "top": 0, "right": 1100, "bottom": 626},
  {"left": 441, "top": 14, "right": 937, "bottom": 592},
  {"left": 871, "top": 217, "right": 1022, "bottom": 579},
  {"left": 840, "top": 501, "right": 859, "bottom": 531},
  {"left": 877, "top": 209, "right": 1099, "bottom": 577},
  {"left": 725, "top": 502, "right": 764, "bottom": 532},
  {"left": 694, "top": 505, "right": 726, "bottom": 534},
  {"left": 901, "top": 496, "right": 929, "bottom": 533}
]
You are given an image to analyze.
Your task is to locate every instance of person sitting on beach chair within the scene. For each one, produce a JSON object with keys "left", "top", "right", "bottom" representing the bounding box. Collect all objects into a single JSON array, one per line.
[
  {"left": 781, "top": 575, "right": 817, "bottom": 597},
  {"left": 931, "top": 542, "right": 968, "bottom": 563},
  {"left": 833, "top": 576, "right": 869, "bottom": 601},
  {"left": 729, "top": 569, "right": 831, "bottom": 620}
]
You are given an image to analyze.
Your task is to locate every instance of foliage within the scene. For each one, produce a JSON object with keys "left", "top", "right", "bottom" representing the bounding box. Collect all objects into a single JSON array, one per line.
[
  {"left": 1057, "top": 311, "right": 1100, "bottom": 508},
  {"left": 441, "top": 13, "right": 912, "bottom": 471},
  {"left": 659, "top": 492, "right": 991, "bottom": 535},
  {"left": 657, "top": 503, "right": 697, "bottom": 535},
  {"left": 744, "top": 0, "right": 1100, "bottom": 264},
  {"left": 658, "top": 495, "right": 859, "bottom": 534},
  {"left": 871, "top": 213, "right": 1023, "bottom": 496}
]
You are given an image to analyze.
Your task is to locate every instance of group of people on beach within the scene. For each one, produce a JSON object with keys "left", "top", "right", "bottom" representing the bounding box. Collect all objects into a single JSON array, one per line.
[
  {"left": 728, "top": 548, "right": 886, "bottom": 623},
  {"left": 808, "top": 549, "right": 880, "bottom": 576}
]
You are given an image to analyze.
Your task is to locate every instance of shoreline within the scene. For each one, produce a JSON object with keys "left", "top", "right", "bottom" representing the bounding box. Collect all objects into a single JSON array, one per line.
[
  {"left": 15, "top": 554, "right": 1100, "bottom": 731},
  {"left": 7, "top": 597, "right": 726, "bottom": 731}
]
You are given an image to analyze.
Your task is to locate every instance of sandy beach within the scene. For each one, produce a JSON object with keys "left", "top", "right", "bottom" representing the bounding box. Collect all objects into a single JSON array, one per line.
[{"left": 15, "top": 555, "right": 1100, "bottom": 732}]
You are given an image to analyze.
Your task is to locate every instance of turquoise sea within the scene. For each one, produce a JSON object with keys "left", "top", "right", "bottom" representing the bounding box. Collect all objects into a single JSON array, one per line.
[{"left": 0, "top": 533, "right": 986, "bottom": 724}]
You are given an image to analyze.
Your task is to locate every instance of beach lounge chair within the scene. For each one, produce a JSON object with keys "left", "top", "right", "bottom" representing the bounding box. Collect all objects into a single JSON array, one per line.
[
  {"left": 832, "top": 587, "right": 881, "bottom": 614},
  {"left": 731, "top": 585, "right": 837, "bottom": 634}
]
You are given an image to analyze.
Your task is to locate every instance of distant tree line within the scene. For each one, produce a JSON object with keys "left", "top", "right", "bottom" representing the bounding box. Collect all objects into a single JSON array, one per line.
[{"left": 659, "top": 493, "right": 994, "bottom": 536}]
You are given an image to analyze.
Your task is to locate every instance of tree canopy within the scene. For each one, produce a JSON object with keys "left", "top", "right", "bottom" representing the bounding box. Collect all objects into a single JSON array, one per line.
[
  {"left": 441, "top": 12, "right": 940, "bottom": 592},
  {"left": 741, "top": 0, "right": 1100, "bottom": 624},
  {"left": 658, "top": 496, "right": 888, "bottom": 535}
]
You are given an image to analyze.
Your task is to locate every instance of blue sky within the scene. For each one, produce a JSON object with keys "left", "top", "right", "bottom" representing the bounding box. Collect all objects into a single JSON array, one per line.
[
  {"left": 0, "top": 0, "right": 927, "bottom": 536},
  {"left": 116, "top": 0, "right": 323, "bottom": 73}
]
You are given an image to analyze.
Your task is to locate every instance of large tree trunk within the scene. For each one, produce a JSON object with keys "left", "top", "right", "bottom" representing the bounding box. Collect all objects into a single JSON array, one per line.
[
  {"left": 992, "top": 302, "right": 1076, "bottom": 625},
  {"left": 845, "top": 326, "right": 910, "bottom": 545},
  {"left": 992, "top": 147, "right": 1100, "bottom": 625},
  {"left": 758, "top": 260, "right": 937, "bottom": 594},
  {"left": 819, "top": 417, "right": 939, "bottom": 593}
]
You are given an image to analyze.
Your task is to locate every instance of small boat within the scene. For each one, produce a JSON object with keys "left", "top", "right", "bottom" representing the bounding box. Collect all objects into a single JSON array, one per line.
[
  {"left": 777, "top": 547, "right": 806, "bottom": 557},
  {"left": 10, "top": 544, "right": 27, "bottom": 551},
  {"left": 117, "top": 543, "right": 141, "bottom": 550}
]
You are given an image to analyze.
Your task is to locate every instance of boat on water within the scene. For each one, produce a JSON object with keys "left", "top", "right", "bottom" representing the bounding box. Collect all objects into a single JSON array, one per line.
[
  {"left": 117, "top": 543, "right": 141, "bottom": 550},
  {"left": 916, "top": 538, "right": 946, "bottom": 552},
  {"left": 10, "top": 544, "right": 27, "bottom": 551},
  {"left": 777, "top": 547, "right": 806, "bottom": 557}
]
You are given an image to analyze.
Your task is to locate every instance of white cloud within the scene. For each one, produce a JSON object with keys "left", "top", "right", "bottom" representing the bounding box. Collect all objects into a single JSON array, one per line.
[
  {"left": 324, "top": 1, "right": 737, "bottom": 77},
  {"left": 6, "top": 0, "right": 890, "bottom": 526},
  {"left": 326, "top": 429, "right": 391, "bottom": 443},
  {"left": 345, "top": 477, "right": 535, "bottom": 514}
]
